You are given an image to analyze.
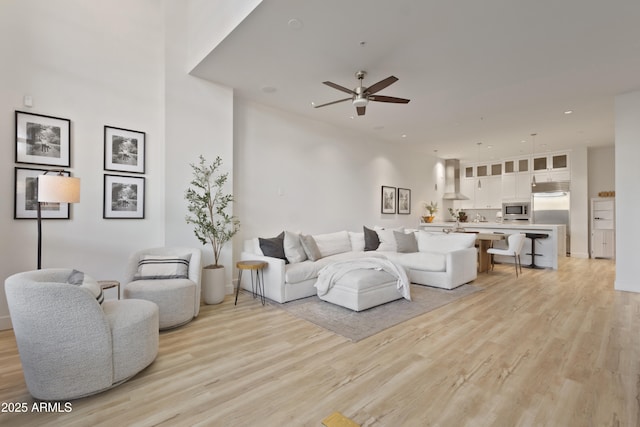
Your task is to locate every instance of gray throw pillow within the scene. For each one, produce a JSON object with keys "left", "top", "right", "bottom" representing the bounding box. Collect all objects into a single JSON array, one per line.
[
  {"left": 259, "top": 232, "right": 287, "bottom": 263},
  {"left": 394, "top": 231, "right": 418, "bottom": 253},
  {"left": 363, "top": 226, "right": 380, "bottom": 251},
  {"left": 300, "top": 234, "right": 322, "bottom": 261}
]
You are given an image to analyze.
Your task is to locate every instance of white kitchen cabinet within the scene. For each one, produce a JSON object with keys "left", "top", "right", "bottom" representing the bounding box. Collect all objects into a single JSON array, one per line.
[
  {"left": 502, "top": 170, "right": 532, "bottom": 200},
  {"left": 590, "top": 197, "right": 615, "bottom": 259},
  {"left": 475, "top": 176, "right": 502, "bottom": 208},
  {"left": 532, "top": 151, "right": 570, "bottom": 182}
]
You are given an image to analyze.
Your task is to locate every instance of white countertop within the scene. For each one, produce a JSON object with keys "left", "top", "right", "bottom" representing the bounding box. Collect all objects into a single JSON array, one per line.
[{"left": 420, "top": 222, "right": 566, "bottom": 230}]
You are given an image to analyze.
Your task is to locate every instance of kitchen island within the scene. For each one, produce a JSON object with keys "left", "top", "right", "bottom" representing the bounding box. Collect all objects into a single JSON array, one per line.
[{"left": 419, "top": 222, "right": 567, "bottom": 270}]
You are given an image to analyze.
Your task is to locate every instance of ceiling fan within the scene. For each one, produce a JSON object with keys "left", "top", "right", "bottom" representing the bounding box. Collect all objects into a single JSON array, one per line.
[{"left": 313, "top": 70, "right": 410, "bottom": 116}]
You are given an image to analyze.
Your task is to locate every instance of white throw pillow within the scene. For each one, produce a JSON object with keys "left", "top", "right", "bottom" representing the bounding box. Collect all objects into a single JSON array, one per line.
[
  {"left": 349, "top": 231, "right": 365, "bottom": 252},
  {"left": 134, "top": 254, "right": 192, "bottom": 280},
  {"left": 416, "top": 231, "right": 477, "bottom": 253},
  {"left": 375, "top": 226, "right": 405, "bottom": 252},
  {"left": 284, "top": 231, "right": 307, "bottom": 263},
  {"left": 312, "top": 230, "right": 352, "bottom": 258}
]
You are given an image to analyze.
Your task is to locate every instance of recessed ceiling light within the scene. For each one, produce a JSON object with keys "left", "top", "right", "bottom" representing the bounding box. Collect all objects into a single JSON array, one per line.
[
  {"left": 401, "top": 134, "right": 407, "bottom": 138},
  {"left": 564, "top": 110, "right": 573, "bottom": 115},
  {"left": 287, "top": 18, "right": 303, "bottom": 30},
  {"left": 487, "top": 145, "right": 493, "bottom": 149},
  {"left": 349, "top": 116, "right": 355, "bottom": 120}
]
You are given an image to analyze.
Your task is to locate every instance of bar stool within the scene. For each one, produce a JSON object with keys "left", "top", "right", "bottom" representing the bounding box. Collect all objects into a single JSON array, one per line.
[
  {"left": 525, "top": 233, "right": 548, "bottom": 269},
  {"left": 235, "top": 260, "right": 267, "bottom": 305}
]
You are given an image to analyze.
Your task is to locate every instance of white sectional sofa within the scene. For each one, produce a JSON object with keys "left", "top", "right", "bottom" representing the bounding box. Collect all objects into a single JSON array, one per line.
[{"left": 239, "top": 228, "right": 478, "bottom": 303}]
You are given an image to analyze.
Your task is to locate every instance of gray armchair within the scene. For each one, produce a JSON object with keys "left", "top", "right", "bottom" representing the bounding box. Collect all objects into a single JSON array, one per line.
[
  {"left": 4, "top": 268, "right": 159, "bottom": 401},
  {"left": 124, "top": 247, "right": 202, "bottom": 330}
]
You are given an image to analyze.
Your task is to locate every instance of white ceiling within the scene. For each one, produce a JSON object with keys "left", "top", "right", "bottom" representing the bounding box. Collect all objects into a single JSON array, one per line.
[{"left": 191, "top": 0, "right": 640, "bottom": 162}]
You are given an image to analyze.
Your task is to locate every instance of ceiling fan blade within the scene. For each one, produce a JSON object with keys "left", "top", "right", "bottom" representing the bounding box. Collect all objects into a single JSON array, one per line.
[
  {"left": 313, "top": 97, "right": 352, "bottom": 108},
  {"left": 369, "top": 95, "right": 410, "bottom": 104},
  {"left": 356, "top": 106, "right": 366, "bottom": 116},
  {"left": 365, "top": 76, "right": 398, "bottom": 95},
  {"left": 323, "top": 81, "right": 356, "bottom": 95}
]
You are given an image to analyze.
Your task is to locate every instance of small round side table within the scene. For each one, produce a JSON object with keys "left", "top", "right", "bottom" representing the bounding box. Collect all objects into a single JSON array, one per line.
[
  {"left": 235, "top": 260, "right": 267, "bottom": 306},
  {"left": 97, "top": 280, "right": 120, "bottom": 300}
]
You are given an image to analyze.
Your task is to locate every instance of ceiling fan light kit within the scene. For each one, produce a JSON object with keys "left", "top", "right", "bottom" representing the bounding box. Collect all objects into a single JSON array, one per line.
[{"left": 314, "top": 70, "right": 410, "bottom": 116}]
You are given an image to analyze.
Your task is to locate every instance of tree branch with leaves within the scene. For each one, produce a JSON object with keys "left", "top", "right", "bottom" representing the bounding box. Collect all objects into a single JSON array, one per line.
[{"left": 185, "top": 155, "right": 240, "bottom": 268}]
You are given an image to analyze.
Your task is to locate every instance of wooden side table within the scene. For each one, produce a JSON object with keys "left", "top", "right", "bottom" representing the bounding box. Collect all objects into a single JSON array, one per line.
[
  {"left": 235, "top": 260, "right": 267, "bottom": 306},
  {"left": 98, "top": 280, "right": 121, "bottom": 300}
]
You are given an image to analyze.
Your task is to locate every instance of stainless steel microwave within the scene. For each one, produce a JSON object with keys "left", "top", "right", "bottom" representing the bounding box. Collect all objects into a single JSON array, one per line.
[{"left": 502, "top": 202, "right": 530, "bottom": 220}]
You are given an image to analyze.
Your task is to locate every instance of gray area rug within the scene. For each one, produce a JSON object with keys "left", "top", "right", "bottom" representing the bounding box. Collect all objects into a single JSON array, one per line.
[{"left": 268, "top": 284, "right": 482, "bottom": 342}]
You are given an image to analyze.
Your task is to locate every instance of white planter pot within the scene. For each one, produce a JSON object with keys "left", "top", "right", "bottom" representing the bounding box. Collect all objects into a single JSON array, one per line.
[{"left": 202, "top": 266, "right": 226, "bottom": 304}]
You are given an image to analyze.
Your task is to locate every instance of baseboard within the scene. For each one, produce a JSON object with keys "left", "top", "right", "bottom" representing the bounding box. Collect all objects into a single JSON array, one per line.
[
  {"left": 615, "top": 281, "right": 640, "bottom": 293},
  {"left": 0, "top": 315, "right": 13, "bottom": 331},
  {"left": 226, "top": 282, "right": 235, "bottom": 295},
  {"left": 571, "top": 252, "right": 589, "bottom": 259}
]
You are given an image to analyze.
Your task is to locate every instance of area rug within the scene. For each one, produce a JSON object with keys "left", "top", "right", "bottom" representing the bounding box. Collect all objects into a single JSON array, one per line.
[{"left": 268, "top": 284, "right": 482, "bottom": 342}]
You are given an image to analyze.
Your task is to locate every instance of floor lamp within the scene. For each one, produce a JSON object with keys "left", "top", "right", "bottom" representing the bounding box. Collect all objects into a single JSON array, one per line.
[{"left": 37, "top": 172, "right": 81, "bottom": 269}]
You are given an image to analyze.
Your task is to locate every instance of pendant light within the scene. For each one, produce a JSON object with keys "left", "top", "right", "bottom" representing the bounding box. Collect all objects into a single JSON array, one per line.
[{"left": 531, "top": 133, "right": 537, "bottom": 187}]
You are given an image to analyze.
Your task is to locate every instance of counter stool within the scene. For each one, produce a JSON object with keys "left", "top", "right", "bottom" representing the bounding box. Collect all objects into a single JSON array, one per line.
[
  {"left": 235, "top": 260, "right": 267, "bottom": 306},
  {"left": 525, "top": 233, "right": 548, "bottom": 269}
]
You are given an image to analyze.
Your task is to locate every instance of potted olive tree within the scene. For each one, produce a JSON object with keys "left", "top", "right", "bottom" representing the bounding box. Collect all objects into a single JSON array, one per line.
[{"left": 185, "top": 155, "right": 240, "bottom": 304}]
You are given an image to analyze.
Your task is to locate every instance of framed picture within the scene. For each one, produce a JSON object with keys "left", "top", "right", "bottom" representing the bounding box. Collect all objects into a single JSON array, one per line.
[
  {"left": 103, "top": 174, "right": 145, "bottom": 219},
  {"left": 397, "top": 188, "right": 411, "bottom": 214},
  {"left": 14, "top": 167, "right": 71, "bottom": 219},
  {"left": 104, "top": 126, "right": 146, "bottom": 173},
  {"left": 381, "top": 186, "right": 396, "bottom": 214},
  {"left": 15, "top": 111, "right": 71, "bottom": 167}
]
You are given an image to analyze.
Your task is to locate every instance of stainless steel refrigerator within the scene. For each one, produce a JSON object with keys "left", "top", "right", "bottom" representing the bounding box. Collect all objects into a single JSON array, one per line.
[{"left": 531, "top": 181, "right": 570, "bottom": 254}]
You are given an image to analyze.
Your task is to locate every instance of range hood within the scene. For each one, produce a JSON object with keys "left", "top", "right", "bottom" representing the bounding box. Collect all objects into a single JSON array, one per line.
[{"left": 442, "top": 159, "right": 469, "bottom": 200}]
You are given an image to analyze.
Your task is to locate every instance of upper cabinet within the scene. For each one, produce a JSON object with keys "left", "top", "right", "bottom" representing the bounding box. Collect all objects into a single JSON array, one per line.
[{"left": 532, "top": 151, "right": 571, "bottom": 182}]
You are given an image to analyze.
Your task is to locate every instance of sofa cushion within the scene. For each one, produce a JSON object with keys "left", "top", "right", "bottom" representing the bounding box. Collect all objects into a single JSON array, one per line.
[
  {"left": 382, "top": 251, "right": 447, "bottom": 272},
  {"left": 67, "top": 269, "right": 104, "bottom": 304},
  {"left": 363, "top": 226, "right": 380, "bottom": 251},
  {"left": 259, "top": 232, "right": 287, "bottom": 263},
  {"left": 134, "top": 254, "right": 192, "bottom": 280},
  {"left": 349, "top": 231, "right": 365, "bottom": 252},
  {"left": 394, "top": 230, "right": 418, "bottom": 253},
  {"left": 375, "top": 226, "right": 404, "bottom": 252},
  {"left": 416, "top": 231, "right": 477, "bottom": 253},
  {"left": 284, "top": 231, "right": 307, "bottom": 263},
  {"left": 300, "top": 234, "right": 322, "bottom": 261},
  {"left": 312, "top": 231, "right": 352, "bottom": 258}
]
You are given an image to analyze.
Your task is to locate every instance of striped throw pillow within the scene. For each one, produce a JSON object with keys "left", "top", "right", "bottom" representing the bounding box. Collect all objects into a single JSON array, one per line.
[
  {"left": 134, "top": 254, "right": 192, "bottom": 280},
  {"left": 67, "top": 269, "right": 104, "bottom": 305}
]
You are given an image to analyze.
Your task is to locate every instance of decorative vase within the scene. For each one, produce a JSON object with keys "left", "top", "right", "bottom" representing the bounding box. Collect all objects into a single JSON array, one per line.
[
  {"left": 426, "top": 216, "right": 435, "bottom": 223},
  {"left": 202, "top": 266, "right": 226, "bottom": 304}
]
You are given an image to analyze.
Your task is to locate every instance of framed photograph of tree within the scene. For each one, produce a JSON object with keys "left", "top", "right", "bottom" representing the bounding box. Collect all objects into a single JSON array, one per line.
[
  {"left": 15, "top": 111, "right": 71, "bottom": 167},
  {"left": 14, "top": 167, "right": 71, "bottom": 219},
  {"left": 397, "top": 188, "right": 411, "bottom": 214},
  {"left": 381, "top": 185, "right": 396, "bottom": 214},
  {"left": 104, "top": 126, "right": 145, "bottom": 174},
  {"left": 103, "top": 174, "right": 145, "bottom": 219}
]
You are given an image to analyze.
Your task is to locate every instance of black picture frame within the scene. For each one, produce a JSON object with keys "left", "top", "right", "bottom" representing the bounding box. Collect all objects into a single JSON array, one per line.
[
  {"left": 103, "top": 174, "right": 145, "bottom": 219},
  {"left": 104, "top": 126, "right": 146, "bottom": 174},
  {"left": 15, "top": 111, "right": 71, "bottom": 167},
  {"left": 397, "top": 188, "right": 411, "bottom": 214},
  {"left": 381, "top": 186, "right": 396, "bottom": 214},
  {"left": 14, "top": 167, "right": 71, "bottom": 219}
]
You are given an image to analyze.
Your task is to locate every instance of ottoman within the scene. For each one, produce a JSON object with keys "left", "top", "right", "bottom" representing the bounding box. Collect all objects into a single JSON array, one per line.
[{"left": 317, "top": 268, "right": 403, "bottom": 311}]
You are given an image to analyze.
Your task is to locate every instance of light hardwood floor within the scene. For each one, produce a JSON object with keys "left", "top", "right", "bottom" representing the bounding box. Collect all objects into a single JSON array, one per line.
[{"left": 1, "top": 257, "right": 638, "bottom": 426}]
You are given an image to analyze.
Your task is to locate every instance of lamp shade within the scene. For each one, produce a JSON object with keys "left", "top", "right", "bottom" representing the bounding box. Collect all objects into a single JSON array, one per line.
[{"left": 38, "top": 175, "right": 81, "bottom": 203}]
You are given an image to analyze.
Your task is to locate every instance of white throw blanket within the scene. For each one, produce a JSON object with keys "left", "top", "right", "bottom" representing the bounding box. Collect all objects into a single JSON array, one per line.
[{"left": 315, "top": 257, "right": 411, "bottom": 300}]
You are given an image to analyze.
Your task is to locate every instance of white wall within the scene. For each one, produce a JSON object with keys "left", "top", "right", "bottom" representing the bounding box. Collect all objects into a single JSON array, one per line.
[
  {"left": 0, "top": 0, "right": 166, "bottom": 329},
  {"left": 588, "top": 146, "right": 615, "bottom": 199},
  {"left": 164, "top": 0, "right": 236, "bottom": 289},
  {"left": 614, "top": 90, "right": 640, "bottom": 292},
  {"left": 570, "top": 147, "right": 589, "bottom": 258},
  {"left": 233, "top": 99, "right": 441, "bottom": 244}
]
